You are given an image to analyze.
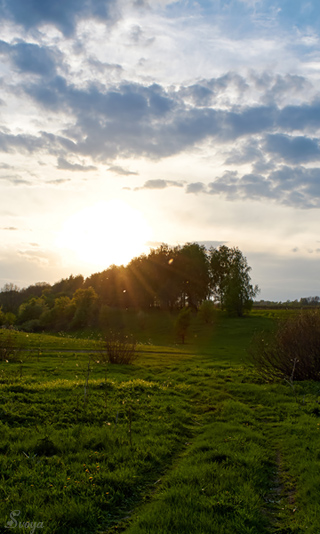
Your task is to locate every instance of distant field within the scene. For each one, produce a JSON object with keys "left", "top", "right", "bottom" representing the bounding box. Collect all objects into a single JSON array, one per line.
[{"left": 1, "top": 311, "right": 320, "bottom": 533}]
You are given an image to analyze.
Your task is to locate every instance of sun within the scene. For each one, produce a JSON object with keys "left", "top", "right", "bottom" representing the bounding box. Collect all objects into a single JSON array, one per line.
[{"left": 57, "top": 200, "right": 152, "bottom": 269}]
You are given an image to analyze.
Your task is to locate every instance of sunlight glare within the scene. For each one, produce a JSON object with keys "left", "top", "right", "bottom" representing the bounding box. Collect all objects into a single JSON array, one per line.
[{"left": 57, "top": 200, "right": 152, "bottom": 269}]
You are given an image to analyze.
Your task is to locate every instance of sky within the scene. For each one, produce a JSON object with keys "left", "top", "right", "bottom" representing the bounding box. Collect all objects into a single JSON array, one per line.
[{"left": 0, "top": 0, "right": 320, "bottom": 301}]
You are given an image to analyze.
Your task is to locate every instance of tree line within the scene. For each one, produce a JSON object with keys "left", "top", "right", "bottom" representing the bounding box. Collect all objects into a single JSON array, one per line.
[
  {"left": 0, "top": 244, "right": 259, "bottom": 332},
  {"left": 254, "top": 296, "right": 320, "bottom": 308}
]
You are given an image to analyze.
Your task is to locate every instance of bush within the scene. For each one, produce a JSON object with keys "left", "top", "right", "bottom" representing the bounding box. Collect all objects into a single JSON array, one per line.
[
  {"left": 198, "top": 300, "right": 216, "bottom": 324},
  {"left": 104, "top": 331, "right": 137, "bottom": 364},
  {"left": 0, "top": 329, "right": 21, "bottom": 361},
  {"left": 19, "top": 319, "right": 42, "bottom": 332},
  {"left": 249, "top": 310, "right": 320, "bottom": 381},
  {"left": 4, "top": 312, "right": 16, "bottom": 327}
]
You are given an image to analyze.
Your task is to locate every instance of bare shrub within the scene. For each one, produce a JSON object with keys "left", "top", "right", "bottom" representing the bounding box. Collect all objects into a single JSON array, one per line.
[
  {"left": 175, "top": 307, "right": 191, "bottom": 344},
  {"left": 104, "top": 331, "right": 137, "bottom": 364},
  {"left": 249, "top": 310, "right": 320, "bottom": 381}
]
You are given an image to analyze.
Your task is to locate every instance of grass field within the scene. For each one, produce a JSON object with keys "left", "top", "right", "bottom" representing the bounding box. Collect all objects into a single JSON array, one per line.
[{"left": 1, "top": 311, "right": 320, "bottom": 533}]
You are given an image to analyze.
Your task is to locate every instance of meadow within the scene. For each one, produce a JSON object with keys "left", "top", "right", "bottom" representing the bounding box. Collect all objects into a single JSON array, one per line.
[{"left": 0, "top": 310, "right": 320, "bottom": 533}]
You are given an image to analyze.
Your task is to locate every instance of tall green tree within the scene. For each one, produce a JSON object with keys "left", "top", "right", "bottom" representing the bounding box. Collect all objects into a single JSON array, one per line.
[
  {"left": 18, "top": 297, "right": 49, "bottom": 325},
  {"left": 71, "top": 287, "right": 98, "bottom": 328},
  {"left": 177, "top": 243, "right": 211, "bottom": 309},
  {"left": 40, "top": 296, "right": 74, "bottom": 331},
  {"left": 0, "top": 284, "right": 21, "bottom": 313},
  {"left": 210, "top": 245, "right": 259, "bottom": 316},
  {"left": 126, "top": 254, "right": 155, "bottom": 309},
  {"left": 147, "top": 244, "right": 181, "bottom": 309}
]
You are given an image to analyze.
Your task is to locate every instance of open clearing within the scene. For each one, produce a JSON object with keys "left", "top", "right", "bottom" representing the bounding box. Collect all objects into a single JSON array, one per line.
[{"left": 1, "top": 311, "right": 320, "bottom": 533}]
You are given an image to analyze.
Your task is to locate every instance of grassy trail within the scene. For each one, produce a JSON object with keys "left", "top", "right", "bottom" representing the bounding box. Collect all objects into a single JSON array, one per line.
[
  {"left": 119, "top": 315, "right": 320, "bottom": 534},
  {"left": 120, "top": 363, "right": 319, "bottom": 534}
]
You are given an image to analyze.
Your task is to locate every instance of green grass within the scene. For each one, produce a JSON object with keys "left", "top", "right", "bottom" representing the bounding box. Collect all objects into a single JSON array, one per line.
[{"left": 0, "top": 311, "right": 320, "bottom": 533}]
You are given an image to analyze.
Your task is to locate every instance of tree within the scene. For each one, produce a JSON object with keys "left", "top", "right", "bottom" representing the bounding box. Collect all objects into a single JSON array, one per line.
[
  {"left": 210, "top": 246, "right": 259, "bottom": 317},
  {"left": 71, "top": 287, "right": 98, "bottom": 329},
  {"left": 146, "top": 244, "right": 181, "bottom": 309},
  {"left": 4, "top": 312, "right": 16, "bottom": 327},
  {"left": 0, "top": 307, "right": 5, "bottom": 326},
  {"left": 0, "top": 284, "right": 21, "bottom": 313},
  {"left": 51, "top": 274, "right": 84, "bottom": 297},
  {"left": 40, "top": 296, "right": 74, "bottom": 331},
  {"left": 176, "top": 243, "right": 211, "bottom": 309},
  {"left": 18, "top": 297, "right": 49, "bottom": 327},
  {"left": 87, "top": 265, "right": 128, "bottom": 308},
  {"left": 126, "top": 254, "right": 156, "bottom": 309}
]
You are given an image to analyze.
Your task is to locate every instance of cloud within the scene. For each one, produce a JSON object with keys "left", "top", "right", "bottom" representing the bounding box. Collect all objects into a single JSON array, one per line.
[
  {"left": 57, "top": 157, "right": 97, "bottom": 171},
  {"left": 186, "top": 182, "right": 206, "bottom": 194},
  {"left": 108, "top": 165, "right": 138, "bottom": 176},
  {"left": 1, "top": 66, "right": 320, "bottom": 211},
  {"left": 129, "top": 24, "right": 155, "bottom": 46},
  {"left": 86, "top": 58, "right": 123, "bottom": 74},
  {"left": 136, "top": 179, "right": 183, "bottom": 190},
  {"left": 265, "top": 134, "right": 320, "bottom": 163},
  {"left": 224, "top": 139, "right": 263, "bottom": 165},
  {"left": 277, "top": 101, "right": 320, "bottom": 131},
  {"left": 258, "top": 73, "right": 311, "bottom": 106},
  {"left": 0, "top": 175, "right": 32, "bottom": 186},
  {"left": 0, "top": 0, "right": 119, "bottom": 36},
  {"left": 176, "top": 73, "right": 249, "bottom": 108},
  {"left": 0, "top": 131, "right": 50, "bottom": 154},
  {"left": 17, "top": 248, "right": 51, "bottom": 265},
  {"left": 186, "top": 165, "right": 320, "bottom": 208},
  {"left": 0, "top": 227, "right": 18, "bottom": 231},
  {"left": 224, "top": 105, "right": 276, "bottom": 139},
  {"left": 46, "top": 178, "right": 71, "bottom": 185},
  {"left": 13, "top": 75, "right": 260, "bottom": 159},
  {"left": 0, "top": 70, "right": 318, "bottom": 166},
  {"left": 0, "top": 40, "right": 58, "bottom": 77},
  {"left": 17, "top": 74, "right": 315, "bottom": 159},
  {"left": 251, "top": 158, "right": 275, "bottom": 174},
  {"left": 0, "top": 1, "right": 316, "bottom": 76}
]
